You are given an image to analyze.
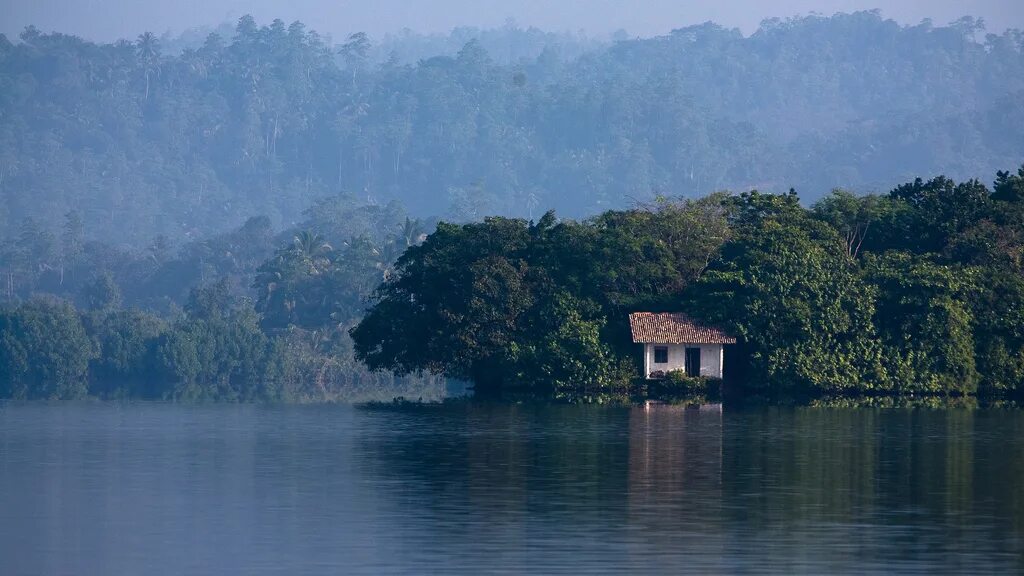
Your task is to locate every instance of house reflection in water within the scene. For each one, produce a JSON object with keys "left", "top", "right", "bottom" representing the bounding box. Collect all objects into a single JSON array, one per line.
[{"left": 626, "top": 403, "right": 726, "bottom": 569}]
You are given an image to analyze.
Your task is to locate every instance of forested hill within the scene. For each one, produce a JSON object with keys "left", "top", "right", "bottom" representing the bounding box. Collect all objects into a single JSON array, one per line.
[{"left": 1, "top": 11, "right": 1022, "bottom": 245}]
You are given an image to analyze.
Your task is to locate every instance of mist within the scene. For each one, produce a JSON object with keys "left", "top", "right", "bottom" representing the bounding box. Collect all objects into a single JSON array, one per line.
[
  {"left": 1, "top": 0, "right": 1023, "bottom": 401},
  {"left": 3, "top": 0, "right": 1023, "bottom": 41},
  {"left": 5, "top": 3, "right": 1024, "bottom": 575}
]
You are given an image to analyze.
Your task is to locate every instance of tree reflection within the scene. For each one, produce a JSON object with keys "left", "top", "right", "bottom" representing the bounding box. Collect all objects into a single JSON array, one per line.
[
  {"left": 353, "top": 403, "right": 1024, "bottom": 573},
  {"left": 719, "top": 407, "right": 1024, "bottom": 573}
]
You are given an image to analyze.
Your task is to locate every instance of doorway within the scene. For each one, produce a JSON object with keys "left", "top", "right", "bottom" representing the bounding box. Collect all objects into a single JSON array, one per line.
[{"left": 685, "top": 347, "right": 701, "bottom": 377}]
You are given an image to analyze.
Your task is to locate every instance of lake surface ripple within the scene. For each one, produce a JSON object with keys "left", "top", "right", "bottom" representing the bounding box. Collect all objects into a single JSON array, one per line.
[{"left": 1, "top": 402, "right": 1022, "bottom": 575}]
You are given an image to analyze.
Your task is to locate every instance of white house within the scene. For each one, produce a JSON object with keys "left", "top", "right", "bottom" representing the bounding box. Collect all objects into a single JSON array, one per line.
[{"left": 629, "top": 312, "right": 736, "bottom": 379}]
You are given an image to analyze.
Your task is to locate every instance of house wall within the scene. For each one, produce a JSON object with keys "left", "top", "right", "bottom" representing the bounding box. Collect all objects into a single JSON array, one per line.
[{"left": 644, "top": 343, "right": 723, "bottom": 379}]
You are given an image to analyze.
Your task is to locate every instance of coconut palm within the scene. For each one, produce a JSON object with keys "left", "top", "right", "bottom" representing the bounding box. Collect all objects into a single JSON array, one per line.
[
  {"left": 135, "top": 32, "right": 161, "bottom": 99},
  {"left": 292, "top": 231, "right": 332, "bottom": 273}
]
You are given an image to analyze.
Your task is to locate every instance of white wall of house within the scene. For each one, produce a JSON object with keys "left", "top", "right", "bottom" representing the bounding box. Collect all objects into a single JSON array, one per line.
[{"left": 643, "top": 343, "right": 724, "bottom": 379}]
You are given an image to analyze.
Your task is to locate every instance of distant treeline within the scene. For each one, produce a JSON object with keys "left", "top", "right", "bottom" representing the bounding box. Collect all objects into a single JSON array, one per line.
[
  {"left": 0, "top": 191, "right": 419, "bottom": 314},
  {"left": 1, "top": 11, "right": 1022, "bottom": 249},
  {"left": 0, "top": 196, "right": 445, "bottom": 402},
  {"left": 352, "top": 166, "right": 1024, "bottom": 400},
  {"left": 0, "top": 282, "right": 443, "bottom": 403}
]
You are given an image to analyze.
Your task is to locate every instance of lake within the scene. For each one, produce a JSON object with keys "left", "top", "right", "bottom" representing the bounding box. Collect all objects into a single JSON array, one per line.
[{"left": 1, "top": 402, "right": 1022, "bottom": 575}]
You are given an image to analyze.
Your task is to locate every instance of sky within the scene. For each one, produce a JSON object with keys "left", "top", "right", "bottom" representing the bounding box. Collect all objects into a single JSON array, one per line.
[{"left": 2, "top": 0, "right": 1023, "bottom": 42}]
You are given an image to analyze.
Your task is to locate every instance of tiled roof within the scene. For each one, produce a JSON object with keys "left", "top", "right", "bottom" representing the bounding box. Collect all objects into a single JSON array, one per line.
[{"left": 629, "top": 312, "right": 737, "bottom": 344}]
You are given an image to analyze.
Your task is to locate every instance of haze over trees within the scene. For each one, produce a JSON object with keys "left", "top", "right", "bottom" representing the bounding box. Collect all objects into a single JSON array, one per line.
[
  {"left": 0, "top": 202, "right": 446, "bottom": 402},
  {"left": 0, "top": 12, "right": 1022, "bottom": 402},
  {"left": 2, "top": 164, "right": 1023, "bottom": 401},
  {"left": 0, "top": 11, "right": 1021, "bottom": 249}
]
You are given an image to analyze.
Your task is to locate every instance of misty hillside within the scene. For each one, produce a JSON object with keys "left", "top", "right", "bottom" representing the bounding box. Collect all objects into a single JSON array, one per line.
[{"left": 0, "top": 11, "right": 1022, "bottom": 245}]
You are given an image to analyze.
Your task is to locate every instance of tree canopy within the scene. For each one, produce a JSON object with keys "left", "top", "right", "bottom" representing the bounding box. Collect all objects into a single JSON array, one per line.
[
  {"left": 352, "top": 165, "right": 1024, "bottom": 400},
  {"left": 1, "top": 12, "right": 1023, "bottom": 402},
  {"left": 1, "top": 12, "right": 1021, "bottom": 248}
]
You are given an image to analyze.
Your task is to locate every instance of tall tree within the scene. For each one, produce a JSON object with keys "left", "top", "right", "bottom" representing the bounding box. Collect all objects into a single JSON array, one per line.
[{"left": 135, "top": 31, "right": 161, "bottom": 99}]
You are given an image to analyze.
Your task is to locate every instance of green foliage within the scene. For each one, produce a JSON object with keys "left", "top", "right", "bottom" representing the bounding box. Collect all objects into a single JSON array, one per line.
[
  {"left": 5, "top": 157, "right": 1024, "bottom": 402},
  {"left": 85, "top": 308, "right": 166, "bottom": 398},
  {"left": 555, "top": 195, "right": 732, "bottom": 315},
  {"left": 888, "top": 176, "right": 992, "bottom": 253},
  {"left": 352, "top": 217, "right": 537, "bottom": 386},
  {"left": 185, "top": 279, "right": 236, "bottom": 322},
  {"left": 254, "top": 200, "right": 425, "bottom": 334},
  {"left": 156, "top": 286, "right": 271, "bottom": 401},
  {"left": 348, "top": 164, "right": 1024, "bottom": 399},
  {"left": 1, "top": 8, "right": 1022, "bottom": 404},
  {"left": 2, "top": 13, "right": 1022, "bottom": 249},
  {"left": 511, "top": 293, "right": 634, "bottom": 399},
  {"left": 810, "top": 396, "right": 981, "bottom": 409},
  {"left": 352, "top": 197, "right": 731, "bottom": 397},
  {"left": 969, "top": 270, "right": 1024, "bottom": 393},
  {"left": 82, "top": 271, "right": 122, "bottom": 311},
  {"left": 0, "top": 297, "right": 94, "bottom": 399},
  {"left": 351, "top": 167, "right": 1024, "bottom": 399},
  {"left": 689, "top": 208, "right": 885, "bottom": 395},
  {"left": 811, "top": 190, "right": 889, "bottom": 258},
  {"left": 992, "top": 166, "right": 1024, "bottom": 203},
  {"left": 863, "top": 252, "right": 979, "bottom": 394}
]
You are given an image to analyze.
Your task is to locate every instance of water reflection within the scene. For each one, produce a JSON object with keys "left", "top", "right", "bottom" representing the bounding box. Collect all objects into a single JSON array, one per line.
[
  {"left": 355, "top": 404, "right": 1024, "bottom": 574},
  {"left": 625, "top": 405, "right": 724, "bottom": 572},
  {"left": 717, "top": 408, "right": 1024, "bottom": 573},
  {"left": 1, "top": 403, "right": 1022, "bottom": 575}
]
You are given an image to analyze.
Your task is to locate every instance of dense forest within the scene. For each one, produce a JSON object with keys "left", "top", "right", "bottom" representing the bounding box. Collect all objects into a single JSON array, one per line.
[
  {"left": 0, "top": 11, "right": 1022, "bottom": 251},
  {"left": 1, "top": 12, "right": 1022, "bottom": 402},
  {"left": 352, "top": 166, "right": 1024, "bottom": 400},
  {"left": 0, "top": 190, "right": 449, "bottom": 401},
  {"left": 2, "top": 165, "right": 1023, "bottom": 401}
]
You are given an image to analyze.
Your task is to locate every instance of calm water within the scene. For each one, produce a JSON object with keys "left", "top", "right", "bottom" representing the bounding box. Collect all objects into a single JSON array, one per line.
[{"left": 1, "top": 402, "right": 1023, "bottom": 575}]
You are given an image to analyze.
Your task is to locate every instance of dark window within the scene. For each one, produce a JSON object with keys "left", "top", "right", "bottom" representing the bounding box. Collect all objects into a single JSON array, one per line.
[{"left": 654, "top": 346, "right": 668, "bottom": 364}]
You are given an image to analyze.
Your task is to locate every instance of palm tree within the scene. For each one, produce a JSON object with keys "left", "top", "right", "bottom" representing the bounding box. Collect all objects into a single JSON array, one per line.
[
  {"left": 292, "top": 231, "right": 332, "bottom": 273},
  {"left": 135, "top": 32, "right": 161, "bottom": 99}
]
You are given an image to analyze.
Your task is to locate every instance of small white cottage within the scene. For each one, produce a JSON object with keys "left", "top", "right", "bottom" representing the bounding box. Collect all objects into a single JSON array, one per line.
[{"left": 629, "top": 312, "right": 736, "bottom": 379}]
